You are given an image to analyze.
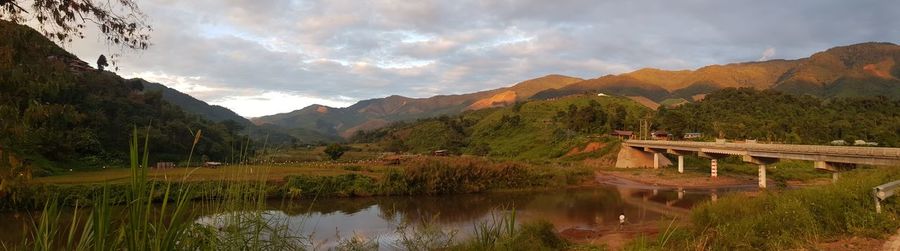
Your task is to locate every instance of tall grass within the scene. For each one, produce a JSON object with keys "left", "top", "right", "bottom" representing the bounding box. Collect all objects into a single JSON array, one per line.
[
  {"left": 632, "top": 167, "right": 900, "bottom": 251},
  {"left": 6, "top": 128, "right": 305, "bottom": 250},
  {"left": 279, "top": 157, "right": 593, "bottom": 198}
]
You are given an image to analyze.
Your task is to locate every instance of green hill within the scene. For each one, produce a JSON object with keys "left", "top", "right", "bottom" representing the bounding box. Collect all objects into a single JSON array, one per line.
[
  {"left": 655, "top": 88, "right": 900, "bottom": 146},
  {"left": 0, "top": 21, "right": 246, "bottom": 172},
  {"left": 352, "top": 95, "right": 652, "bottom": 160}
]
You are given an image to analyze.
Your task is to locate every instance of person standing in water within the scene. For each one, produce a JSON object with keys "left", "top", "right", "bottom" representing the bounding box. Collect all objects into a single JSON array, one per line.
[{"left": 618, "top": 212, "right": 626, "bottom": 230}]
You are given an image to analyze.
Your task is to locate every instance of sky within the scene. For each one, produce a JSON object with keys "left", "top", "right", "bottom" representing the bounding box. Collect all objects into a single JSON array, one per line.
[{"left": 57, "top": 0, "right": 900, "bottom": 117}]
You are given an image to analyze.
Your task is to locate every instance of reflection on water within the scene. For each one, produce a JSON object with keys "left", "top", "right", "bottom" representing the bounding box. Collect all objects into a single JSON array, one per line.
[
  {"left": 0, "top": 181, "right": 751, "bottom": 249},
  {"left": 195, "top": 184, "right": 745, "bottom": 249}
]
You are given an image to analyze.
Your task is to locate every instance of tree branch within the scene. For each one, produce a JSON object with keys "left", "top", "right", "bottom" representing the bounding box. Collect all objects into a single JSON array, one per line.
[{"left": 1, "top": 0, "right": 29, "bottom": 13}]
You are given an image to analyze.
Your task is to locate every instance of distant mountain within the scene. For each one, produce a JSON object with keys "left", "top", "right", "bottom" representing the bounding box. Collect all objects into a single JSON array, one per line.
[
  {"left": 259, "top": 42, "right": 900, "bottom": 139},
  {"left": 535, "top": 42, "right": 900, "bottom": 102},
  {"left": 252, "top": 74, "right": 583, "bottom": 138},
  {"left": 138, "top": 79, "right": 339, "bottom": 145},
  {"left": 139, "top": 80, "right": 251, "bottom": 124}
]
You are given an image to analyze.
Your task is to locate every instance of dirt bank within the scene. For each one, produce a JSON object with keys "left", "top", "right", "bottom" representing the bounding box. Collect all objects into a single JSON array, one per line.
[
  {"left": 561, "top": 221, "right": 672, "bottom": 250},
  {"left": 595, "top": 168, "right": 761, "bottom": 189}
]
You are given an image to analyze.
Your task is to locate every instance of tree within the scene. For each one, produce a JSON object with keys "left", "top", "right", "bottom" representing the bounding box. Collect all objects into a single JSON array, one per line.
[
  {"left": 324, "top": 143, "right": 346, "bottom": 160},
  {"left": 1, "top": 0, "right": 152, "bottom": 50},
  {"left": 97, "top": 54, "right": 108, "bottom": 71}
]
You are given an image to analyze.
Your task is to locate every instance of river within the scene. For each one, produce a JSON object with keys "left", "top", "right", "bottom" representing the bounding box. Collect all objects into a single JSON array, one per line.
[{"left": 0, "top": 177, "right": 753, "bottom": 249}]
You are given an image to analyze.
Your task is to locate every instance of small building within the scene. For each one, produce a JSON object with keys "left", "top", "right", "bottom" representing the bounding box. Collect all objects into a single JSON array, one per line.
[
  {"left": 830, "top": 140, "right": 847, "bottom": 146},
  {"left": 432, "top": 150, "right": 449, "bottom": 156},
  {"left": 651, "top": 131, "right": 670, "bottom": 140},
  {"left": 683, "top": 132, "right": 702, "bottom": 139},
  {"left": 611, "top": 130, "right": 634, "bottom": 140},
  {"left": 203, "top": 162, "right": 223, "bottom": 168},
  {"left": 155, "top": 162, "right": 176, "bottom": 169}
]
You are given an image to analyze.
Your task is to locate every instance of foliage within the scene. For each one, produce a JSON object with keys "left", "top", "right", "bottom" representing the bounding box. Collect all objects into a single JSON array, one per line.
[
  {"left": 655, "top": 88, "right": 900, "bottom": 146},
  {"left": 278, "top": 157, "right": 593, "bottom": 198},
  {"left": 353, "top": 95, "right": 650, "bottom": 160},
  {"left": 324, "top": 143, "right": 348, "bottom": 160},
  {"left": 0, "top": 0, "right": 151, "bottom": 50},
  {"left": 0, "top": 21, "right": 247, "bottom": 173}
]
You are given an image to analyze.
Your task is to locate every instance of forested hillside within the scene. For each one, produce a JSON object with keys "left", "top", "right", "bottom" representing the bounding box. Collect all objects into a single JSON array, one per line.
[
  {"left": 351, "top": 95, "right": 652, "bottom": 160},
  {"left": 655, "top": 88, "right": 900, "bottom": 146},
  {"left": 534, "top": 42, "right": 900, "bottom": 102},
  {"left": 0, "top": 21, "right": 246, "bottom": 173}
]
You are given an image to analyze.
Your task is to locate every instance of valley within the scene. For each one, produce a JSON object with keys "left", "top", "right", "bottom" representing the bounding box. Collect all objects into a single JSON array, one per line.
[{"left": 2, "top": 5, "right": 900, "bottom": 250}]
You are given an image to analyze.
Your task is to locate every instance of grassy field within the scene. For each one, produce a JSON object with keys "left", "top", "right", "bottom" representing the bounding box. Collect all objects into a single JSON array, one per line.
[{"left": 33, "top": 164, "right": 381, "bottom": 184}]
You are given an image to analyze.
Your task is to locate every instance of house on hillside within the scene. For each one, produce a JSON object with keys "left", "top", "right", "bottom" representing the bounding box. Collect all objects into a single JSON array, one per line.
[
  {"left": 203, "top": 162, "right": 223, "bottom": 168},
  {"left": 651, "top": 131, "right": 670, "bottom": 140},
  {"left": 611, "top": 130, "right": 634, "bottom": 140},
  {"left": 683, "top": 132, "right": 702, "bottom": 139}
]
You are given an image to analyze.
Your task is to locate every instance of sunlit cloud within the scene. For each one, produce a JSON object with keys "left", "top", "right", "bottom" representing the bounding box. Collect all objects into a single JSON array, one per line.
[
  {"left": 57, "top": 0, "right": 900, "bottom": 117},
  {"left": 211, "top": 92, "right": 354, "bottom": 118}
]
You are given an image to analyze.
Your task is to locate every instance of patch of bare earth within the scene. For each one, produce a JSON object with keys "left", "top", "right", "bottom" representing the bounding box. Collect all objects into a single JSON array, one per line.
[
  {"left": 810, "top": 236, "right": 886, "bottom": 251},
  {"left": 564, "top": 142, "right": 606, "bottom": 157},
  {"left": 561, "top": 222, "right": 663, "bottom": 251},
  {"left": 883, "top": 228, "right": 900, "bottom": 251}
]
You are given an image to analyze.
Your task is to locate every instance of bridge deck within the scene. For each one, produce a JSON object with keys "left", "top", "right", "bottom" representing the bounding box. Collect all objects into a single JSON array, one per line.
[{"left": 625, "top": 140, "right": 900, "bottom": 159}]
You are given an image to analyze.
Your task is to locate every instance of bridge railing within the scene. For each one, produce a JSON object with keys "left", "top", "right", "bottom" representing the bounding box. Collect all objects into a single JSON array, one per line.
[{"left": 625, "top": 140, "right": 900, "bottom": 158}]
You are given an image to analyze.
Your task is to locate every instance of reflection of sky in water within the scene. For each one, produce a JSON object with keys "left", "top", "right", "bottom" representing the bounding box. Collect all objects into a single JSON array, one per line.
[{"left": 193, "top": 185, "right": 751, "bottom": 250}]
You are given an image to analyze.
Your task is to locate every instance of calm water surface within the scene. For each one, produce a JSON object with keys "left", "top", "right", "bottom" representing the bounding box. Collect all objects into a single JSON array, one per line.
[
  {"left": 1, "top": 178, "right": 752, "bottom": 249},
  {"left": 197, "top": 181, "right": 748, "bottom": 249}
]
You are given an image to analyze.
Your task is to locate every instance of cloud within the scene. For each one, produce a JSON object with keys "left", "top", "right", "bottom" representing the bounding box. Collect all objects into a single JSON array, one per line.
[
  {"left": 211, "top": 91, "right": 354, "bottom": 118},
  {"left": 758, "top": 47, "right": 777, "bottom": 61},
  {"left": 56, "top": 0, "right": 900, "bottom": 117}
]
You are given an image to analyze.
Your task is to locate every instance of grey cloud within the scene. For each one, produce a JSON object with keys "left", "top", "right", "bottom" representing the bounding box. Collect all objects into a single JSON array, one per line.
[{"left": 62, "top": 0, "right": 900, "bottom": 116}]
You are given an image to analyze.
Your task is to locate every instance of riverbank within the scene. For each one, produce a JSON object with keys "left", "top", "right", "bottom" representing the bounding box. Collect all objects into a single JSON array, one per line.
[
  {"left": 2, "top": 156, "right": 596, "bottom": 210},
  {"left": 617, "top": 167, "right": 900, "bottom": 250},
  {"left": 596, "top": 168, "right": 761, "bottom": 189},
  {"left": 595, "top": 164, "right": 833, "bottom": 190}
]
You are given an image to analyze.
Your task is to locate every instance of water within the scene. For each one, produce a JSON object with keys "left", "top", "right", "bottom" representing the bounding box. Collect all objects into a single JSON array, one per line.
[
  {"left": 0, "top": 178, "right": 750, "bottom": 249},
  {"left": 195, "top": 181, "right": 744, "bottom": 249}
]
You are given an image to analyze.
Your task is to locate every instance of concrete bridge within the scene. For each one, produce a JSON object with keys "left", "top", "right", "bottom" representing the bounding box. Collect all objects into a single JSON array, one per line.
[{"left": 616, "top": 140, "right": 900, "bottom": 188}]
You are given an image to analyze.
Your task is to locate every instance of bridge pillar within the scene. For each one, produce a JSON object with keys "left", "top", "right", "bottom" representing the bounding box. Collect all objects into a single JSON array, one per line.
[
  {"left": 758, "top": 164, "right": 767, "bottom": 189},
  {"left": 678, "top": 155, "right": 684, "bottom": 173},
  {"left": 710, "top": 159, "right": 718, "bottom": 178},
  {"left": 615, "top": 145, "right": 672, "bottom": 168},
  {"left": 832, "top": 172, "right": 840, "bottom": 183},
  {"left": 653, "top": 153, "right": 659, "bottom": 169}
]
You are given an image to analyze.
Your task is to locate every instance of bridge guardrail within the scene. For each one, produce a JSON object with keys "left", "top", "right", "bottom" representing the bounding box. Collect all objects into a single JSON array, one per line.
[
  {"left": 874, "top": 180, "right": 900, "bottom": 213},
  {"left": 625, "top": 140, "right": 900, "bottom": 158}
]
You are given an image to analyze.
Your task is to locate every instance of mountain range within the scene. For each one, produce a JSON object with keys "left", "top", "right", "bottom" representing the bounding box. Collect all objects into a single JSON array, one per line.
[{"left": 251, "top": 42, "right": 900, "bottom": 139}]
